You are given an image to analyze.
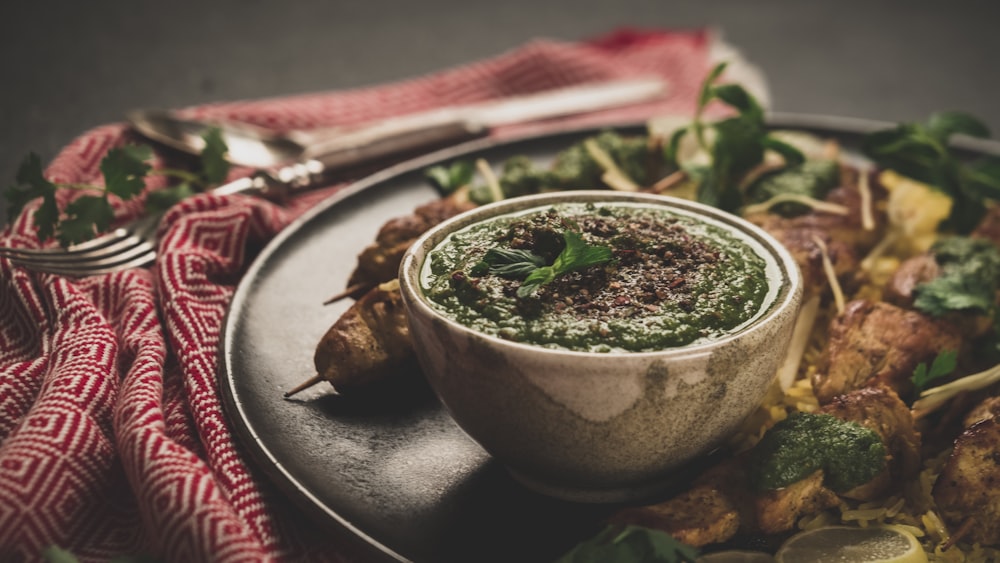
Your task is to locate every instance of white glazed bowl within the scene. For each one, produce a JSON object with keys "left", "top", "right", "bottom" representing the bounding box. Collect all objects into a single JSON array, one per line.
[{"left": 398, "top": 191, "right": 803, "bottom": 502}]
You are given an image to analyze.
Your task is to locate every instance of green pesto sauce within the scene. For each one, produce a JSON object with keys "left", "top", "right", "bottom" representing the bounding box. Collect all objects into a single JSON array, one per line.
[
  {"left": 421, "top": 202, "right": 772, "bottom": 352},
  {"left": 748, "top": 412, "right": 887, "bottom": 493}
]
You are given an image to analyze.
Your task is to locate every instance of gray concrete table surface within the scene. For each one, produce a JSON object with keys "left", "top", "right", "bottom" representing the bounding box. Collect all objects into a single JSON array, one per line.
[{"left": 1, "top": 0, "right": 998, "bottom": 215}]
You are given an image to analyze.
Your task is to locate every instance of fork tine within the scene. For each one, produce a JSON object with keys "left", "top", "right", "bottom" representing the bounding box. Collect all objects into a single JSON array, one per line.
[
  {"left": 1, "top": 213, "right": 163, "bottom": 276},
  {"left": 10, "top": 247, "right": 157, "bottom": 276},
  {"left": 0, "top": 214, "right": 160, "bottom": 261},
  {"left": 2, "top": 231, "right": 153, "bottom": 264},
  {"left": 0, "top": 227, "right": 133, "bottom": 259}
]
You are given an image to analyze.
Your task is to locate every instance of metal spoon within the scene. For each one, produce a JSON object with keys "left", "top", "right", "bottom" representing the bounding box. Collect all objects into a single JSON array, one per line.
[{"left": 125, "top": 77, "right": 670, "bottom": 171}]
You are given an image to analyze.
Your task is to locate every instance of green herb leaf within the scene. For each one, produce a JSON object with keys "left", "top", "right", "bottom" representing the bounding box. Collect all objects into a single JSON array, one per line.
[
  {"left": 42, "top": 546, "right": 80, "bottom": 563},
  {"left": 199, "top": 127, "right": 231, "bottom": 184},
  {"left": 913, "top": 236, "right": 1000, "bottom": 317},
  {"left": 862, "top": 112, "right": 1000, "bottom": 232},
  {"left": 687, "top": 63, "right": 804, "bottom": 212},
  {"left": 425, "top": 160, "right": 475, "bottom": 194},
  {"left": 516, "top": 230, "right": 611, "bottom": 297},
  {"left": 481, "top": 247, "right": 546, "bottom": 278},
  {"left": 555, "top": 525, "right": 699, "bottom": 563},
  {"left": 58, "top": 194, "right": 115, "bottom": 246},
  {"left": 100, "top": 145, "right": 152, "bottom": 200},
  {"left": 145, "top": 182, "right": 198, "bottom": 213},
  {"left": 912, "top": 349, "right": 958, "bottom": 393},
  {"left": 926, "top": 111, "right": 991, "bottom": 142}
]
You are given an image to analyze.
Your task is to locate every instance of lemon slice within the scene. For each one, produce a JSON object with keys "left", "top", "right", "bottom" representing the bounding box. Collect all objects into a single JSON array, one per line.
[
  {"left": 698, "top": 550, "right": 776, "bottom": 562},
  {"left": 775, "top": 525, "right": 927, "bottom": 563}
]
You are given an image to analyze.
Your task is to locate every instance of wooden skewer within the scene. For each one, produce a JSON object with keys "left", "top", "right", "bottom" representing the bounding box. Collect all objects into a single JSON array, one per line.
[
  {"left": 322, "top": 282, "right": 370, "bottom": 305},
  {"left": 283, "top": 374, "right": 324, "bottom": 398},
  {"left": 941, "top": 517, "right": 975, "bottom": 551}
]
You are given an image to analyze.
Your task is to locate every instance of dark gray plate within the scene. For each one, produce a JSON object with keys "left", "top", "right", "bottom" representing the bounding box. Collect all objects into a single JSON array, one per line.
[{"left": 218, "top": 114, "right": 1000, "bottom": 563}]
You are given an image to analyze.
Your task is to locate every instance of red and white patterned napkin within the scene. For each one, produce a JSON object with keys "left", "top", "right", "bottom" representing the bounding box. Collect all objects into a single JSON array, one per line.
[{"left": 0, "top": 28, "right": 764, "bottom": 562}]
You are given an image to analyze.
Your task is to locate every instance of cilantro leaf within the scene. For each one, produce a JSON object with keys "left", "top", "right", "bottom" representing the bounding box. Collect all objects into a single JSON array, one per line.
[
  {"left": 517, "top": 230, "right": 611, "bottom": 297},
  {"left": 481, "top": 247, "right": 546, "bottom": 278},
  {"left": 145, "top": 182, "right": 198, "bottom": 213},
  {"left": 862, "top": 112, "right": 1000, "bottom": 232},
  {"left": 100, "top": 145, "right": 152, "bottom": 199},
  {"left": 555, "top": 525, "right": 699, "bottom": 563},
  {"left": 425, "top": 160, "right": 475, "bottom": 194},
  {"left": 58, "top": 195, "right": 115, "bottom": 246},
  {"left": 198, "top": 128, "right": 231, "bottom": 185},
  {"left": 5, "top": 153, "right": 62, "bottom": 241},
  {"left": 912, "top": 349, "right": 958, "bottom": 393},
  {"left": 913, "top": 236, "right": 1000, "bottom": 317},
  {"left": 680, "top": 62, "right": 804, "bottom": 212}
]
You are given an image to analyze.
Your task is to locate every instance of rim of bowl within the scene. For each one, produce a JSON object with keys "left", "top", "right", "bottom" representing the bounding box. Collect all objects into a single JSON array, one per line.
[{"left": 398, "top": 190, "right": 803, "bottom": 359}]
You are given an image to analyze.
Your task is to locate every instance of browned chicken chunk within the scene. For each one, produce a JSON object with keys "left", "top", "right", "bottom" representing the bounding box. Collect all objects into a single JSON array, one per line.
[
  {"left": 615, "top": 387, "right": 919, "bottom": 542},
  {"left": 819, "top": 386, "right": 921, "bottom": 500},
  {"left": 883, "top": 253, "right": 941, "bottom": 308},
  {"left": 286, "top": 281, "right": 412, "bottom": 397},
  {"left": 812, "top": 300, "right": 963, "bottom": 404},
  {"left": 934, "top": 417, "right": 1000, "bottom": 546},
  {"left": 341, "top": 192, "right": 475, "bottom": 300},
  {"left": 744, "top": 182, "right": 884, "bottom": 297}
]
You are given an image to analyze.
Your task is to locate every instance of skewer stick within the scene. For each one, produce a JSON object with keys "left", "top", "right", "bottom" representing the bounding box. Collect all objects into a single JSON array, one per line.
[
  {"left": 941, "top": 517, "right": 975, "bottom": 550},
  {"left": 283, "top": 375, "right": 324, "bottom": 398},
  {"left": 323, "top": 282, "right": 370, "bottom": 305}
]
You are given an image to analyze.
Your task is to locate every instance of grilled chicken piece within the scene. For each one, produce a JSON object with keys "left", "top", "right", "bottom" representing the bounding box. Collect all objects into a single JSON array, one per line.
[
  {"left": 337, "top": 191, "right": 475, "bottom": 301},
  {"left": 617, "top": 387, "right": 918, "bottom": 542},
  {"left": 611, "top": 459, "right": 749, "bottom": 547},
  {"left": 971, "top": 205, "right": 1000, "bottom": 245},
  {"left": 286, "top": 281, "right": 412, "bottom": 397},
  {"left": 883, "top": 253, "right": 941, "bottom": 308},
  {"left": 933, "top": 417, "right": 1000, "bottom": 546},
  {"left": 744, "top": 181, "right": 884, "bottom": 297},
  {"left": 812, "top": 300, "right": 963, "bottom": 404},
  {"left": 820, "top": 386, "right": 921, "bottom": 500},
  {"left": 755, "top": 470, "right": 839, "bottom": 535},
  {"left": 964, "top": 396, "right": 1000, "bottom": 428}
]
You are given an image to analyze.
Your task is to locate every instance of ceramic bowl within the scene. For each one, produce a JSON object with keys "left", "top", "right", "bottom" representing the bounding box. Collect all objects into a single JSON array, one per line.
[{"left": 398, "top": 191, "right": 803, "bottom": 503}]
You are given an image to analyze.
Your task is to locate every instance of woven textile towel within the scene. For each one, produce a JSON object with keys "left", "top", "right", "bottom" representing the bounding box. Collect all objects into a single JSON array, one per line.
[{"left": 0, "top": 28, "right": 752, "bottom": 562}]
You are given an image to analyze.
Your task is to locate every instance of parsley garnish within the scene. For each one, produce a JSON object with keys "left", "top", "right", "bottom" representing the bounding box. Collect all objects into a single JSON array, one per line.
[
  {"left": 913, "top": 236, "right": 1000, "bottom": 317},
  {"left": 667, "top": 62, "right": 804, "bottom": 212},
  {"left": 425, "top": 160, "right": 475, "bottom": 194},
  {"left": 515, "top": 230, "right": 612, "bottom": 297},
  {"left": 554, "top": 525, "right": 699, "bottom": 563},
  {"left": 911, "top": 349, "right": 958, "bottom": 394},
  {"left": 5, "top": 129, "right": 230, "bottom": 247},
  {"left": 478, "top": 230, "right": 612, "bottom": 297},
  {"left": 862, "top": 111, "right": 1000, "bottom": 232}
]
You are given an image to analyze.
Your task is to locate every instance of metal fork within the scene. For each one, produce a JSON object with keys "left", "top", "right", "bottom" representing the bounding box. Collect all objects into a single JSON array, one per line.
[
  {"left": 0, "top": 213, "right": 163, "bottom": 276},
  {"left": 0, "top": 174, "right": 268, "bottom": 277}
]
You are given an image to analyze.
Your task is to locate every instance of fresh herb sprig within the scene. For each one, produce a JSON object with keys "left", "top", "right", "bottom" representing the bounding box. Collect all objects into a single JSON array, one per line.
[
  {"left": 911, "top": 349, "right": 958, "bottom": 394},
  {"left": 666, "top": 61, "right": 804, "bottom": 212},
  {"left": 554, "top": 524, "right": 699, "bottom": 563},
  {"left": 5, "top": 129, "right": 230, "bottom": 247},
  {"left": 862, "top": 111, "right": 1000, "bottom": 232},
  {"left": 425, "top": 160, "right": 475, "bottom": 194},
  {"left": 479, "top": 230, "right": 612, "bottom": 298}
]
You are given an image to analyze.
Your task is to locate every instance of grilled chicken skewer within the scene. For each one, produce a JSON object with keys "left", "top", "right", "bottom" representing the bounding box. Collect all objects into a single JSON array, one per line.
[
  {"left": 612, "top": 386, "right": 919, "bottom": 546},
  {"left": 286, "top": 280, "right": 413, "bottom": 397},
  {"left": 325, "top": 189, "right": 476, "bottom": 304}
]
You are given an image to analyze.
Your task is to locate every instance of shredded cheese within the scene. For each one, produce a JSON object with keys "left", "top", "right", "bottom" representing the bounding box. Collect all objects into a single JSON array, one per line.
[
  {"left": 912, "top": 363, "right": 1000, "bottom": 418},
  {"left": 812, "top": 235, "right": 846, "bottom": 315},
  {"left": 475, "top": 158, "right": 504, "bottom": 203},
  {"left": 775, "top": 295, "right": 821, "bottom": 391},
  {"left": 859, "top": 168, "right": 875, "bottom": 231},
  {"left": 583, "top": 139, "right": 640, "bottom": 191},
  {"left": 742, "top": 193, "right": 850, "bottom": 217}
]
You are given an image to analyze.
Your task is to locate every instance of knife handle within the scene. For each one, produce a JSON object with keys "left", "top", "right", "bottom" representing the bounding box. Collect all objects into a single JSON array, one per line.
[
  {"left": 211, "top": 116, "right": 488, "bottom": 200},
  {"left": 309, "top": 111, "right": 486, "bottom": 173}
]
